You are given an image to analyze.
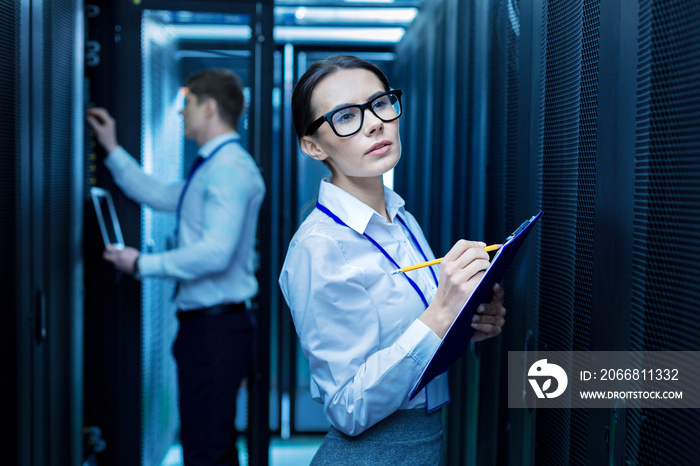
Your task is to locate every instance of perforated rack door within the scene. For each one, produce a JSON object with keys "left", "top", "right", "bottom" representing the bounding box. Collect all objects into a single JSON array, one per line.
[{"left": 628, "top": 1, "right": 700, "bottom": 464}]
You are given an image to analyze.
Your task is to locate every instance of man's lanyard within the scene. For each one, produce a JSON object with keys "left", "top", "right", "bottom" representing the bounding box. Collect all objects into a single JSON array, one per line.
[
  {"left": 316, "top": 201, "right": 439, "bottom": 308},
  {"left": 175, "top": 138, "right": 239, "bottom": 242}
]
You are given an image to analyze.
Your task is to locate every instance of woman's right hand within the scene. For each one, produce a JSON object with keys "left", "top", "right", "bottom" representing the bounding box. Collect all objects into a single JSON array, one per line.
[{"left": 419, "top": 240, "right": 491, "bottom": 338}]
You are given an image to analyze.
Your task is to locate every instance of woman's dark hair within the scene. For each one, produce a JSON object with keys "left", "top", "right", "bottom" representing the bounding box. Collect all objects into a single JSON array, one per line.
[
  {"left": 186, "top": 68, "right": 245, "bottom": 130},
  {"left": 291, "top": 55, "right": 391, "bottom": 141}
]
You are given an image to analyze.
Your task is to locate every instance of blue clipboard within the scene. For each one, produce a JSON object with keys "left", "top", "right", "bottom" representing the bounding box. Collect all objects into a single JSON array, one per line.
[{"left": 409, "top": 211, "right": 542, "bottom": 400}]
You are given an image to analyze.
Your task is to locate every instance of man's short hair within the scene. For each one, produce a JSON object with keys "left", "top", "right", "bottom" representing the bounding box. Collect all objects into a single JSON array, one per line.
[{"left": 185, "top": 69, "right": 245, "bottom": 130}]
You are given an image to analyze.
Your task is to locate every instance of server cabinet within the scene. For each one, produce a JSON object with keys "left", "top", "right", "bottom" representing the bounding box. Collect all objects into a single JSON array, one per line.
[
  {"left": 83, "top": 1, "right": 273, "bottom": 465},
  {"left": 395, "top": 0, "right": 700, "bottom": 464},
  {"left": 5, "top": 0, "right": 85, "bottom": 464}
]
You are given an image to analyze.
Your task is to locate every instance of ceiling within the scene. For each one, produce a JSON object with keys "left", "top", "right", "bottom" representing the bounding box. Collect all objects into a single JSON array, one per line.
[
  {"left": 274, "top": 0, "right": 423, "bottom": 8},
  {"left": 150, "top": 0, "right": 425, "bottom": 46},
  {"left": 272, "top": 0, "right": 425, "bottom": 44}
]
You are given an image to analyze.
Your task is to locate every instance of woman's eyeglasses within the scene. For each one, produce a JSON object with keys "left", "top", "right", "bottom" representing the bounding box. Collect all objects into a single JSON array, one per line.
[{"left": 305, "top": 90, "right": 403, "bottom": 137}]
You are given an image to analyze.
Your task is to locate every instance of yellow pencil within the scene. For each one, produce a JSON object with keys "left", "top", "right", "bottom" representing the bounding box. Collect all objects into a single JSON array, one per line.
[{"left": 391, "top": 244, "right": 502, "bottom": 275}]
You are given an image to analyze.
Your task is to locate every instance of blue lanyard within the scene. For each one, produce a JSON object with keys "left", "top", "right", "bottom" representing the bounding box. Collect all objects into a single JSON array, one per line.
[
  {"left": 395, "top": 215, "right": 439, "bottom": 285},
  {"left": 316, "top": 201, "right": 438, "bottom": 308},
  {"left": 175, "top": 138, "right": 239, "bottom": 242}
]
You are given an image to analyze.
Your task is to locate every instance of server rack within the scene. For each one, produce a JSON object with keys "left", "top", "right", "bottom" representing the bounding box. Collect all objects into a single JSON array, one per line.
[{"left": 395, "top": 0, "right": 700, "bottom": 464}]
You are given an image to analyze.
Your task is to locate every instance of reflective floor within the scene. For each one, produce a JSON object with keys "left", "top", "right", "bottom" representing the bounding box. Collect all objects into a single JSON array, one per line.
[{"left": 161, "top": 436, "right": 323, "bottom": 466}]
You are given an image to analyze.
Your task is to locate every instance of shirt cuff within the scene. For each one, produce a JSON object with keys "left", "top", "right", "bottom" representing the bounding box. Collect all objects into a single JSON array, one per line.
[
  {"left": 104, "top": 145, "right": 132, "bottom": 173},
  {"left": 396, "top": 319, "right": 442, "bottom": 368},
  {"left": 136, "top": 253, "right": 163, "bottom": 277}
]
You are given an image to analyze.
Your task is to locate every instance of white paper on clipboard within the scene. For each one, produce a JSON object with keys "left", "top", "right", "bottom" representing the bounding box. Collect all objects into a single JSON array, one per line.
[{"left": 90, "top": 187, "right": 125, "bottom": 250}]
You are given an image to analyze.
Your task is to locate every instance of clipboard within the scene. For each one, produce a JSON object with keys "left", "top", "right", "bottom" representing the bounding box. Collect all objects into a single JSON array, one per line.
[
  {"left": 409, "top": 211, "right": 542, "bottom": 400},
  {"left": 90, "top": 187, "right": 125, "bottom": 250}
]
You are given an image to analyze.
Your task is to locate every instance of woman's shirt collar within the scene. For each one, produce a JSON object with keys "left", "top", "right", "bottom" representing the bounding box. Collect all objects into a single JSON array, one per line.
[{"left": 317, "top": 177, "right": 406, "bottom": 235}]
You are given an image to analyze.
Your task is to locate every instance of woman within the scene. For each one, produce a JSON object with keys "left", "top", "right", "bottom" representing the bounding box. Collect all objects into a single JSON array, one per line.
[{"left": 279, "top": 55, "right": 506, "bottom": 465}]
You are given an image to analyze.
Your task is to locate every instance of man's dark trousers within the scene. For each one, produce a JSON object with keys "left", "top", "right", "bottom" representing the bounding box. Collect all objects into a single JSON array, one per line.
[{"left": 173, "top": 306, "right": 256, "bottom": 466}]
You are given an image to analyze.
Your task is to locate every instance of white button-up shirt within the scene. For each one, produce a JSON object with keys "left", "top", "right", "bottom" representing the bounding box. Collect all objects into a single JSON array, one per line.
[
  {"left": 279, "top": 179, "right": 449, "bottom": 436},
  {"left": 104, "top": 132, "right": 266, "bottom": 310}
]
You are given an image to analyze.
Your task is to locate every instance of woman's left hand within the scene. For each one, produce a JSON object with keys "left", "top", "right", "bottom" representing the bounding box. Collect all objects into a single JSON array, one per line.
[{"left": 470, "top": 283, "right": 506, "bottom": 341}]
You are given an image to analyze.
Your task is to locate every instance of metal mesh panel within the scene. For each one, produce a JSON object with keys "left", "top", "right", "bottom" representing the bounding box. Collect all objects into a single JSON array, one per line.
[
  {"left": 533, "top": 0, "right": 548, "bottom": 351},
  {"left": 568, "top": 1, "right": 599, "bottom": 463},
  {"left": 43, "top": 0, "right": 78, "bottom": 460},
  {"left": 630, "top": 0, "right": 700, "bottom": 353},
  {"left": 500, "top": 0, "right": 523, "bottom": 462},
  {"left": 140, "top": 11, "right": 182, "bottom": 466},
  {"left": 536, "top": 0, "right": 583, "bottom": 464},
  {"left": 485, "top": 0, "right": 509, "bottom": 240},
  {"left": 539, "top": 0, "right": 581, "bottom": 352},
  {"left": 574, "top": 0, "right": 598, "bottom": 353},
  {"left": 434, "top": 1, "right": 477, "bottom": 460},
  {"left": 486, "top": 0, "right": 521, "bottom": 320},
  {"left": 452, "top": 0, "right": 475, "bottom": 240},
  {"left": 0, "top": 2, "right": 20, "bottom": 463},
  {"left": 0, "top": 1, "right": 19, "bottom": 291},
  {"left": 628, "top": 0, "right": 700, "bottom": 464},
  {"left": 480, "top": 0, "right": 522, "bottom": 463},
  {"left": 504, "top": 1, "right": 520, "bottom": 237}
]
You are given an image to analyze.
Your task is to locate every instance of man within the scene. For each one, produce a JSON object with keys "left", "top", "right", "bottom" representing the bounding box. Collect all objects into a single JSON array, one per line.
[{"left": 86, "top": 69, "right": 265, "bottom": 466}]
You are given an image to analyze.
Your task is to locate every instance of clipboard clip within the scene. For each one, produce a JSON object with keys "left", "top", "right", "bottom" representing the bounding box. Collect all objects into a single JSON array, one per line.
[{"left": 505, "top": 213, "right": 540, "bottom": 243}]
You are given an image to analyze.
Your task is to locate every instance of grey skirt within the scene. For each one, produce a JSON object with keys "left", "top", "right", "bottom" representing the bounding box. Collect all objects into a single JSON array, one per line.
[{"left": 310, "top": 408, "right": 446, "bottom": 466}]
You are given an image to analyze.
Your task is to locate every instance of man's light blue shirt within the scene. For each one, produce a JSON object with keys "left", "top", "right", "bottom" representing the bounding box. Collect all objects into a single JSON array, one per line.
[{"left": 105, "top": 132, "right": 265, "bottom": 309}]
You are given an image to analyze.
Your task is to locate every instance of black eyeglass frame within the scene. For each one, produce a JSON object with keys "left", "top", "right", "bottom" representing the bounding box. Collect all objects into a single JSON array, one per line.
[{"left": 305, "top": 89, "right": 403, "bottom": 137}]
